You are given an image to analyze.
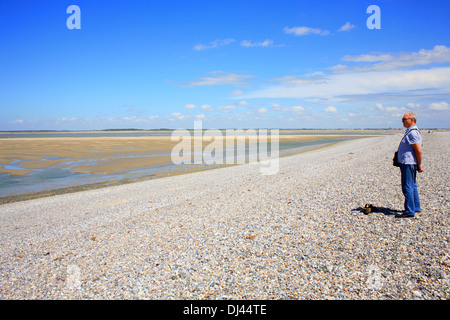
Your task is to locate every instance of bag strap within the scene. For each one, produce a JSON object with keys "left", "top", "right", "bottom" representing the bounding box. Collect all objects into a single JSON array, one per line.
[{"left": 397, "top": 128, "right": 418, "bottom": 151}]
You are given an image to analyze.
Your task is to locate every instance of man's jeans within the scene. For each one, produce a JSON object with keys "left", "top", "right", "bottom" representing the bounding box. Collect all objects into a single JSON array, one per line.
[{"left": 400, "top": 163, "right": 421, "bottom": 216}]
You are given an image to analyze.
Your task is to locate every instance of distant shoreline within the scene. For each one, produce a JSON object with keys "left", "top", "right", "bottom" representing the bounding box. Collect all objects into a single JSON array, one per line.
[{"left": 0, "top": 128, "right": 404, "bottom": 140}]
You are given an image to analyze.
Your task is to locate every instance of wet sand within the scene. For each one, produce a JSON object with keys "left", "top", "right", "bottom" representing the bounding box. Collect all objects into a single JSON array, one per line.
[
  {"left": 0, "top": 134, "right": 377, "bottom": 176},
  {"left": 0, "top": 136, "right": 179, "bottom": 175}
]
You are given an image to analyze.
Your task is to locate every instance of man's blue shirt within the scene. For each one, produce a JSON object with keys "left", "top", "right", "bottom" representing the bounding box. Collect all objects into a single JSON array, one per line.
[{"left": 398, "top": 125, "right": 421, "bottom": 165}]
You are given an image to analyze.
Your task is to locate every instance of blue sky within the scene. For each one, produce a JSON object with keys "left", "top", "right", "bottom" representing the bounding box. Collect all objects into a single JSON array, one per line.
[{"left": 1, "top": 0, "right": 449, "bottom": 130}]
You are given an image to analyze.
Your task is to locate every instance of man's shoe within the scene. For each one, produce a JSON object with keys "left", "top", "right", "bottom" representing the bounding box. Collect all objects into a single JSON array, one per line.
[{"left": 395, "top": 213, "right": 415, "bottom": 219}]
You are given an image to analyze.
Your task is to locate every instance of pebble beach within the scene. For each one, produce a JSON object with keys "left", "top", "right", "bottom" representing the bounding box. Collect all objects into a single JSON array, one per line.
[{"left": 0, "top": 132, "right": 448, "bottom": 300}]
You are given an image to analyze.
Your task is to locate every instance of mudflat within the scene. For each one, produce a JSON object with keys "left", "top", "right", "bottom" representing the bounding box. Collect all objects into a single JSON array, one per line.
[{"left": 0, "top": 134, "right": 375, "bottom": 176}]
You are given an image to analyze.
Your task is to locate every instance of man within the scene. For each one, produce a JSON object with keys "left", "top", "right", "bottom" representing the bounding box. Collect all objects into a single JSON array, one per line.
[{"left": 396, "top": 111, "right": 423, "bottom": 218}]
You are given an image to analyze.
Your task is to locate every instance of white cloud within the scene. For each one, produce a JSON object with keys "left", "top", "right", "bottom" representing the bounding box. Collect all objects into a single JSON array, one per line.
[
  {"left": 385, "top": 106, "right": 405, "bottom": 113},
  {"left": 337, "top": 45, "right": 450, "bottom": 72},
  {"left": 229, "top": 45, "right": 450, "bottom": 128},
  {"left": 184, "top": 104, "right": 196, "bottom": 109},
  {"left": 196, "top": 114, "right": 206, "bottom": 120},
  {"left": 241, "top": 39, "right": 274, "bottom": 47},
  {"left": 291, "top": 106, "right": 305, "bottom": 114},
  {"left": 271, "top": 73, "right": 326, "bottom": 86},
  {"left": 271, "top": 103, "right": 283, "bottom": 111},
  {"left": 219, "top": 105, "right": 236, "bottom": 113},
  {"left": 324, "top": 106, "right": 338, "bottom": 113},
  {"left": 231, "top": 90, "right": 245, "bottom": 96},
  {"left": 179, "top": 71, "right": 254, "bottom": 87},
  {"left": 242, "top": 67, "right": 450, "bottom": 103},
  {"left": 201, "top": 104, "right": 213, "bottom": 111},
  {"left": 270, "top": 104, "right": 308, "bottom": 115},
  {"left": 342, "top": 53, "right": 392, "bottom": 63},
  {"left": 339, "top": 22, "right": 356, "bottom": 32},
  {"left": 406, "top": 103, "right": 421, "bottom": 109},
  {"left": 194, "top": 38, "right": 235, "bottom": 51},
  {"left": 429, "top": 101, "right": 449, "bottom": 110},
  {"left": 258, "top": 107, "right": 267, "bottom": 113},
  {"left": 374, "top": 103, "right": 409, "bottom": 117},
  {"left": 170, "top": 112, "right": 185, "bottom": 120},
  {"left": 283, "top": 26, "right": 330, "bottom": 36},
  {"left": 328, "top": 64, "right": 348, "bottom": 71}
]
